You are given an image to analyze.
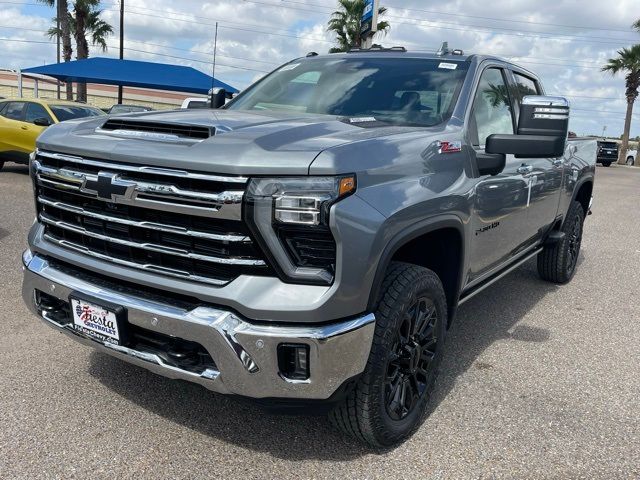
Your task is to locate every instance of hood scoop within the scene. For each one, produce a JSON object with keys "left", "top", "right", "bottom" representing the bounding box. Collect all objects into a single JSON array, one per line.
[{"left": 98, "top": 119, "right": 215, "bottom": 143}]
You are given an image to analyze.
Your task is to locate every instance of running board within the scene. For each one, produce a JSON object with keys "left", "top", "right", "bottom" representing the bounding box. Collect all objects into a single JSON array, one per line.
[{"left": 458, "top": 248, "right": 543, "bottom": 305}]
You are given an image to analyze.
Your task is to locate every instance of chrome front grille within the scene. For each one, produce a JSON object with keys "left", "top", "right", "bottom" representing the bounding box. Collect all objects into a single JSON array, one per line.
[{"left": 33, "top": 150, "right": 272, "bottom": 286}]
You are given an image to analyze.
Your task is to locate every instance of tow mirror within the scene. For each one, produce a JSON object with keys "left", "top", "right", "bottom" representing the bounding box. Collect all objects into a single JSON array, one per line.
[
  {"left": 209, "top": 88, "right": 227, "bottom": 109},
  {"left": 33, "top": 117, "right": 52, "bottom": 127},
  {"left": 486, "top": 96, "right": 569, "bottom": 159}
]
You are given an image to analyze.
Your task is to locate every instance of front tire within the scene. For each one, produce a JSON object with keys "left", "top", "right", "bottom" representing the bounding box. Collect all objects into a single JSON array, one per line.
[
  {"left": 627, "top": 156, "right": 635, "bottom": 166},
  {"left": 329, "top": 262, "right": 447, "bottom": 448},
  {"left": 0, "top": 161, "right": 4, "bottom": 171},
  {"left": 537, "top": 201, "right": 585, "bottom": 284}
]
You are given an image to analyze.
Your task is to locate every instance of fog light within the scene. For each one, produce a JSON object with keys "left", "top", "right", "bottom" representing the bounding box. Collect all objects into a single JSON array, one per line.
[{"left": 277, "top": 343, "right": 310, "bottom": 381}]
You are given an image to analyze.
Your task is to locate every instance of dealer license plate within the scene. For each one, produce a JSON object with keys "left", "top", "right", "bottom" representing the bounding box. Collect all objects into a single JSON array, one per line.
[{"left": 71, "top": 298, "right": 121, "bottom": 344}]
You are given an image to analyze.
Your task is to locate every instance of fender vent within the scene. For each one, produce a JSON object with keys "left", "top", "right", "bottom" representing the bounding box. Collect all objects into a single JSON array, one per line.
[{"left": 100, "top": 119, "right": 213, "bottom": 140}]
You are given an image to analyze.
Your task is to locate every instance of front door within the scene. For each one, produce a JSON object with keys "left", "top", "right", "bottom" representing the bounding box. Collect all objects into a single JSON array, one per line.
[
  {"left": 468, "top": 66, "right": 533, "bottom": 282},
  {"left": 21, "top": 102, "right": 52, "bottom": 152}
]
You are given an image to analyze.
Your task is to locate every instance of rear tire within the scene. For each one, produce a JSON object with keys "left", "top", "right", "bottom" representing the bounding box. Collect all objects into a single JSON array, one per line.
[
  {"left": 0, "top": 161, "right": 4, "bottom": 171},
  {"left": 602, "top": 162, "right": 611, "bottom": 167},
  {"left": 537, "top": 201, "right": 585, "bottom": 284},
  {"left": 329, "top": 262, "right": 447, "bottom": 448}
]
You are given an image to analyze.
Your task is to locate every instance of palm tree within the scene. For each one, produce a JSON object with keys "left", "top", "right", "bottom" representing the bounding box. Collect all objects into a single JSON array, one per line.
[
  {"left": 73, "top": 0, "right": 113, "bottom": 102},
  {"left": 484, "top": 84, "right": 511, "bottom": 108},
  {"left": 39, "top": 0, "right": 73, "bottom": 100},
  {"left": 327, "top": 0, "right": 390, "bottom": 53},
  {"left": 44, "top": 0, "right": 112, "bottom": 102},
  {"left": 602, "top": 45, "right": 640, "bottom": 165}
]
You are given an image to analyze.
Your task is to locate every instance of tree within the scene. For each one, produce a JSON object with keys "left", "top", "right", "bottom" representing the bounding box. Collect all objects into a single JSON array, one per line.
[
  {"left": 602, "top": 44, "right": 640, "bottom": 165},
  {"left": 327, "top": 0, "right": 390, "bottom": 53},
  {"left": 45, "top": 1, "right": 112, "bottom": 102},
  {"left": 73, "top": 0, "right": 113, "bottom": 102},
  {"left": 39, "top": 0, "right": 73, "bottom": 100}
]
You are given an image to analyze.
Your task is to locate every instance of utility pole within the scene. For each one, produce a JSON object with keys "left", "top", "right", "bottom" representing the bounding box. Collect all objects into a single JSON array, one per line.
[
  {"left": 56, "top": 0, "right": 61, "bottom": 99},
  {"left": 117, "top": 0, "right": 124, "bottom": 104}
]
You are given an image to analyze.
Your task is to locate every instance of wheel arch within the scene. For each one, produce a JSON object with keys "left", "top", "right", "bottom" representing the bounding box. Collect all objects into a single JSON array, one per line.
[
  {"left": 571, "top": 177, "right": 594, "bottom": 220},
  {"left": 367, "top": 216, "right": 466, "bottom": 328}
]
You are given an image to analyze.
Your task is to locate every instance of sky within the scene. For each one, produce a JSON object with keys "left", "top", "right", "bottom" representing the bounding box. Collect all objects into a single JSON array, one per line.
[{"left": 1, "top": 0, "right": 639, "bottom": 137}]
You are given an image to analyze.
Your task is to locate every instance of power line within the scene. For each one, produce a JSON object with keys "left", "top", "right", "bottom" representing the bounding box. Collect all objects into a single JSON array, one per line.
[
  {"left": 307, "top": 0, "right": 640, "bottom": 35},
  {"left": 241, "top": 0, "right": 639, "bottom": 46}
]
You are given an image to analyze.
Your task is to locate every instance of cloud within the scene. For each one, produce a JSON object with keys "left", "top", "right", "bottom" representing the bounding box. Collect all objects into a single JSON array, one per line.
[{"left": 1, "top": 0, "right": 639, "bottom": 136}]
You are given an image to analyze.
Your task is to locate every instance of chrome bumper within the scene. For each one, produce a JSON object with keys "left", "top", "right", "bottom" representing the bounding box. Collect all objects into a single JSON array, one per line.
[{"left": 22, "top": 251, "right": 376, "bottom": 400}]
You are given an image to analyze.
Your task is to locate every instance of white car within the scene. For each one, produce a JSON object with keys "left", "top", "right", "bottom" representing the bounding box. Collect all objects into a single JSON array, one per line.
[
  {"left": 626, "top": 149, "right": 637, "bottom": 166},
  {"left": 180, "top": 97, "right": 209, "bottom": 109}
]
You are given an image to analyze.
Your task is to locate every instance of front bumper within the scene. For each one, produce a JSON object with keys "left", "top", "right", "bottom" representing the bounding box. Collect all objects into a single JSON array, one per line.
[{"left": 22, "top": 251, "right": 376, "bottom": 400}]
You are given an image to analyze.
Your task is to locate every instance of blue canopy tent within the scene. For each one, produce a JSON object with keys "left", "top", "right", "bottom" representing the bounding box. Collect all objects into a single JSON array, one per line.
[{"left": 21, "top": 57, "right": 238, "bottom": 95}]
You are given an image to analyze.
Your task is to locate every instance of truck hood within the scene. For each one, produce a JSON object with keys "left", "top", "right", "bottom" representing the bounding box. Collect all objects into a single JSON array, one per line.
[{"left": 36, "top": 109, "right": 419, "bottom": 175}]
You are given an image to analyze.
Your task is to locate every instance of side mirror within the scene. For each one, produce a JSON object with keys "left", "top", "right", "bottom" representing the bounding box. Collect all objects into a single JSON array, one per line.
[
  {"left": 33, "top": 117, "right": 52, "bottom": 127},
  {"left": 209, "top": 88, "right": 227, "bottom": 109},
  {"left": 486, "top": 96, "right": 569, "bottom": 159}
]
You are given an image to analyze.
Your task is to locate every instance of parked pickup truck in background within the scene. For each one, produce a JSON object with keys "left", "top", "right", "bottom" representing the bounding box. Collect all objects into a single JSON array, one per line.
[
  {"left": 596, "top": 140, "right": 619, "bottom": 167},
  {"left": 22, "top": 48, "right": 596, "bottom": 448}
]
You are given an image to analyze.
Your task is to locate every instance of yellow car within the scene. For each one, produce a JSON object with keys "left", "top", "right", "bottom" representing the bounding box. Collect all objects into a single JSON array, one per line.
[{"left": 0, "top": 98, "right": 105, "bottom": 170}]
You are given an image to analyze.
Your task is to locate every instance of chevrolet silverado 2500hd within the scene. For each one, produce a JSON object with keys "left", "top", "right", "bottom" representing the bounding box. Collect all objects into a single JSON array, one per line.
[{"left": 22, "top": 48, "right": 596, "bottom": 447}]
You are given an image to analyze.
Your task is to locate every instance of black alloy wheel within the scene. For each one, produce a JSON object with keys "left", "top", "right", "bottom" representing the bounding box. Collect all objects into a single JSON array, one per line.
[{"left": 385, "top": 297, "right": 439, "bottom": 421}]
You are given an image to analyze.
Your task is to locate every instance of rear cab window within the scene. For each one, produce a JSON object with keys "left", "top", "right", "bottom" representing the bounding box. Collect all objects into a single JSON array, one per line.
[{"left": 512, "top": 73, "right": 541, "bottom": 100}]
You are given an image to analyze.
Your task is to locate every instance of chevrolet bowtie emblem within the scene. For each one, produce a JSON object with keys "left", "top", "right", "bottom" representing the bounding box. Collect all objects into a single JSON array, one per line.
[{"left": 82, "top": 172, "right": 136, "bottom": 202}]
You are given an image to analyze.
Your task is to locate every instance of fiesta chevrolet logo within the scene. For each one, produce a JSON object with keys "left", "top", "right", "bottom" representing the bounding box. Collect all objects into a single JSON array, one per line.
[{"left": 81, "top": 172, "right": 136, "bottom": 202}]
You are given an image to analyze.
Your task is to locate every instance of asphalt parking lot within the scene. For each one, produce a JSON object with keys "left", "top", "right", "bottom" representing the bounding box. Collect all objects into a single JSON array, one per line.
[{"left": 0, "top": 164, "right": 638, "bottom": 479}]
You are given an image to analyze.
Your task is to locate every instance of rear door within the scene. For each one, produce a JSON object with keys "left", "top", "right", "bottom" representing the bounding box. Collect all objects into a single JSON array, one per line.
[
  {"left": 468, "top": 66, "right": 533, "bottom": 282},
  {"left": 508, "top": 71, "right": 564, "bottom": 238}
]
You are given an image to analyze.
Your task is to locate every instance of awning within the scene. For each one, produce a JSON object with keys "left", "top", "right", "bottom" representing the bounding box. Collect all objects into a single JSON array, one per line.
[{"left": 22, "top": 57, "right": 238, "bottom": 95}]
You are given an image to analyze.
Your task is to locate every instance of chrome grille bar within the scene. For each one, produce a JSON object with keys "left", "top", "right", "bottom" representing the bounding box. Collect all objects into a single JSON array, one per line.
[
  {"left": 43, "top": 234, "right": 229, "bottom": 286},
  {"left": 38, "top": 196, "right": 250, "bottom": 243},
  {"left": 40, "top": 213, "right": 266, "bottom": 266},
  {"left": 37, "top": 150, "right": 248, "bottom": 184}
]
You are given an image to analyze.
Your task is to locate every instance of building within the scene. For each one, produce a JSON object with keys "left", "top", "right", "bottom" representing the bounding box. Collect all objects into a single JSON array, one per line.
[{"left": 0, "top": 69, "right": 203, "bottom": 110}]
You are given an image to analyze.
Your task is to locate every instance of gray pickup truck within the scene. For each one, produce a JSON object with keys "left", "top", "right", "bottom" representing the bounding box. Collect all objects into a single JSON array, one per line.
[{"left": 22, "top": 48, "right": 596, "bottom": 447}]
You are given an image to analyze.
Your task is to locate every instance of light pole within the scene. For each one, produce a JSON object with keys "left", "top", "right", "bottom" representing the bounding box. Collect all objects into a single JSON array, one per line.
[
  {"left": 601, "top": 125, "right": 607, "bottom": 139},
  {"left": 56, "top": 0, "right": 61, "bottom": 99},
  {"left": 117, "top": 0, "right": 124, "bottom": 104}
]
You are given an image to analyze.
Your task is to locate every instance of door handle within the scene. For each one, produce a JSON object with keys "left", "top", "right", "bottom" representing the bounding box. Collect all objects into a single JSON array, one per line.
[
  {"left": 517, "top": 164, "right": 533, "bottom": 175},
  {"left": 21, "top": 126, "right": 28, "bottom": 130}
]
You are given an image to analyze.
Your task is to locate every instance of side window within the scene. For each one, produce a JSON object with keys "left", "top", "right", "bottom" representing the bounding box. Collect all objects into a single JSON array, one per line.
[
  {"left": 513, "top": 73, "right": 540, "bottom": 100},
  {"left": 471, "top": 68, "right": 514, "bottom": 147},
  {"left": 0, "top": 102, "right": 7, "bottom": 116},
  {"left": 3, "top": 102, "right": 26, "bottom": 121},
  {"left": 25, "top": 103, "right": 52, "bottom": 124}
]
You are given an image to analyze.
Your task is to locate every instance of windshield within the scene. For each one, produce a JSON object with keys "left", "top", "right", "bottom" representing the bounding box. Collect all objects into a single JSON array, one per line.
[
  {"left": 50, "top": 105, "right": 105, "bottom": 122},
  {"left": 227, "top": 57, "right": 469, "bottom": 127}
]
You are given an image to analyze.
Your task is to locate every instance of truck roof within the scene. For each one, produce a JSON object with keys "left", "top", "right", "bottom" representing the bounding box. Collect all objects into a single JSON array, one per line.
[{"left": 304, "top": 49, "right": 539, "bottom": 79}]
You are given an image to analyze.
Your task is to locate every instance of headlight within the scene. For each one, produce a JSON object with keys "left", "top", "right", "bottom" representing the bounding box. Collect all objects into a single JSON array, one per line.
[{"left": 245, "top": 175, "right": 356, "bottom": 285}]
